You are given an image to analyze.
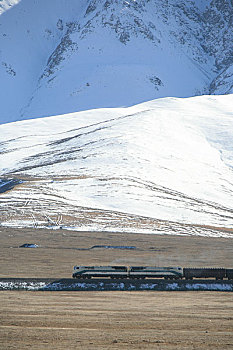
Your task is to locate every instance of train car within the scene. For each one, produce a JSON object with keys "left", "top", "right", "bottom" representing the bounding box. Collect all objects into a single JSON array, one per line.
[
  {"left": 183, "top": 268, "right": 226, "bottom": 280},
  {"left": 129, "top": 266, "right": 183, "bottom": 279},
  {"left": 72, "top": 265, "right": 128, "bottom": 278},
  {"left": 72, "top": 265, "right": 233, "bottom": 280},
  {"left": 226, "top": 269, "right": 233, "bottom": 280}
]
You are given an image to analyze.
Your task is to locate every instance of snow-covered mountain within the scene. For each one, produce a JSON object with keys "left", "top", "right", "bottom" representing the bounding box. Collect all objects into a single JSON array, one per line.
[
  {"left": 1, "top": 95, "right": 233, "bottom": 237},
  {"left": 1, "top": 1, "right": 233, "bottom": 237},
  {"left": 0, "top": 0, "right": 232, "bottom": 124}
]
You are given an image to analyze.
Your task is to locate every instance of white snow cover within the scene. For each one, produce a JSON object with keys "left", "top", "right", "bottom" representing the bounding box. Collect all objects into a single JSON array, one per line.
[
  {"left": 0, "top": 281, "right": 47, "bottom": 290},
  {"left": 0, "top": 0, "right": 232, "bottom": 123},
  {"left": 0, "top": 0, "right": 20, "bottom": 15},
  {"left": 0, "top": 95, "right": 233, "bottom": 234}
]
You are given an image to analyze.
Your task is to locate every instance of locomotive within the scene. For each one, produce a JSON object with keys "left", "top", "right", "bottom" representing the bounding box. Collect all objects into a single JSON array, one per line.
[
  {"left": 72, "top": 266, "right": 183, "bottom": 279},
  {"left": 72, "top": 265, "right": 233, "bottom": 280}
]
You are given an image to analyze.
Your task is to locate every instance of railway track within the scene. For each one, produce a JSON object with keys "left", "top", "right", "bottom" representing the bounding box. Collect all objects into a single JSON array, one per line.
[{"left": 0, "top": 278, "right": 232, "bottom": 291}]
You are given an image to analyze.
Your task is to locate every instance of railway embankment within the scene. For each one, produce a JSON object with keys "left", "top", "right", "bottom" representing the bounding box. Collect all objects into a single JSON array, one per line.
[{"left": 0, "top": 278, "right": 232, "bottom": 291}]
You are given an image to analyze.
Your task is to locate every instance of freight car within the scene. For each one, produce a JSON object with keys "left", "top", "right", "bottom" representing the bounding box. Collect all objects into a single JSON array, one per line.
[
  {"left": 183, "top": 268, "right": 226, "bottom": 280},
  {"left": 72, "top": 266, "right": 233, "bottom": 280},
  {"left": 226, "top": 269, "right": 233, "bottom": 280}
]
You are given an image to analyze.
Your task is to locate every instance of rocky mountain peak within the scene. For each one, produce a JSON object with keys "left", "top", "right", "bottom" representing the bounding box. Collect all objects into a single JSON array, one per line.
[{"left": 0, "top": 0, "right": 232, "bottom": 123}]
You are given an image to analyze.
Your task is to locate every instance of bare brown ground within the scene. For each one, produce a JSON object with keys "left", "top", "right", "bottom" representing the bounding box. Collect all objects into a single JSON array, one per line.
[
  {"left": 0, "top": 226, "right": 233, "bottom": 278},
  {"left": 0, "top": 291, "right": 233, "bottom": 350},
  {"left": 0, "top": 227, "right": 233, "bottom": 349}
]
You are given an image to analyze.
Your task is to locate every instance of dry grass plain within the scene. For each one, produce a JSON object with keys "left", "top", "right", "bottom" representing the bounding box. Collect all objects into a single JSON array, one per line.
[
  {"left": 0, "top": 226, "right": 233, "bottom": 278},
  {"left": 0, "top": 226, "right": 233, "bottom": 349},
  {"left": 0, "top": 291, "right": 233, "bottom": 349}
]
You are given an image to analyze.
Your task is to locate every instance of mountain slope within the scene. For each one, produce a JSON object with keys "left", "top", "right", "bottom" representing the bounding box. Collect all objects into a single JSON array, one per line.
[
  {"left": 0, "top": 0, "right": 232, "bottom": 124},
  {"left": 1, "top": 95, "right": 233, "bottom": 236}
]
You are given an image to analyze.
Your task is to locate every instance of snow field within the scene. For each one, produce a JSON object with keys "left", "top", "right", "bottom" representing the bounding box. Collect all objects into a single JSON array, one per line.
[{"left": 0, "top": 94, "right": 233, "bottom": 232}]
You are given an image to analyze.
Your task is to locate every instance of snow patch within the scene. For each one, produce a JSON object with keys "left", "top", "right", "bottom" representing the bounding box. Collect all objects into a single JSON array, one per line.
[{"left": 186, "top": 283, "right": 233, "bottom": 291}]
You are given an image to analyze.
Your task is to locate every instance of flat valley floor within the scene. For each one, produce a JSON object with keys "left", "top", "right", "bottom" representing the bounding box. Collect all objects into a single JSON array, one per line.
[{"left": 0, "top": 227, "right": 233, "bottom": 349}]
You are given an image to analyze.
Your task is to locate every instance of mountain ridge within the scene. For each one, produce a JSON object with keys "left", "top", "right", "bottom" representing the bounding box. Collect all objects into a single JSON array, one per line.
[
  {"left": 1, "top": 94, "right": 233, "bottom": 236},
  {"left": 0, "top": 0, "right": 232, "bottom": 124}
]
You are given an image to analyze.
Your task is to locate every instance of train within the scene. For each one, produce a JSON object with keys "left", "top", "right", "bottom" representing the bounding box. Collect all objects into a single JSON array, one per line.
[{"left": 72, "top": 266, "right": 233, "bottom": 280}]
